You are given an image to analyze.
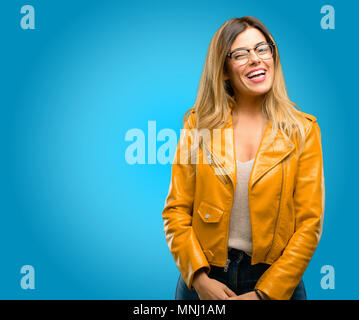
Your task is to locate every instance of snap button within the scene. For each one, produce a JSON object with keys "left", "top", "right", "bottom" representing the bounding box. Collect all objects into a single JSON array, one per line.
[{"left": 205, "top": 214, "right": 210, "bottom": 219}]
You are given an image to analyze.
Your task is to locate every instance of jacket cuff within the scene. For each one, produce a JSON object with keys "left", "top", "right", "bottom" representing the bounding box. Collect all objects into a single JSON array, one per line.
[
  {"left": 254, "top": 266, "right": 304, "bottom": 300},
  {"left": 186, "top": 263, "right": 211, "bottom": 290}
]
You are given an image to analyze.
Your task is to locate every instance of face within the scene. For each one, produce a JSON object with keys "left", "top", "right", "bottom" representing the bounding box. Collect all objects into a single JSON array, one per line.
[{"left": 225, "top": 27, "right": 275, "bottom": 98}]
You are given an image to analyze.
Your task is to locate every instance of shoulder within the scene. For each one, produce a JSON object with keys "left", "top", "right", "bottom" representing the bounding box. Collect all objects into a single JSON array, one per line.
[
  {"left": 295, "top": 110, "right": 319, "bottom": 136},
  {"left": 183, "top": 108, "right": 196, "bottom": 129},
  {"left": 300, "top": 111, "right": 317, "bottom": 122}
]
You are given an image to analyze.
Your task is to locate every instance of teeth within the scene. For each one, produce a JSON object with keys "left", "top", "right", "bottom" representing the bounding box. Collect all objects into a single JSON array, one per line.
[{"left": 247, "top": 70, "right": 265, "bottom": 78}]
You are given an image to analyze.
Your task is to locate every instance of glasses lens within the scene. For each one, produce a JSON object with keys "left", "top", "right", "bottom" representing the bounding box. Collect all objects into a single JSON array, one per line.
[
  {"left": 256, "top": 44, "right": 273, "bottom": 60},
  {"left": 232, "top": 50, "right": 249, "bottom": 65}
]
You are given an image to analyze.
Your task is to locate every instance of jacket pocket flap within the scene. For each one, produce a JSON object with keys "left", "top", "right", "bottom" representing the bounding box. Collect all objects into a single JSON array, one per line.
[{"left": 198, "top": 201, "right": 224, "bottom": 223}]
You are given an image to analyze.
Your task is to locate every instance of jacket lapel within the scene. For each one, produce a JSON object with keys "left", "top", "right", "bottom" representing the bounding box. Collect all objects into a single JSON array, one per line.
[
  {"left": 207, "top": 111, "right": 295, "bottom": 189},
  {"left": 248, "top": 118, "right": 295, "bottom": 189}
]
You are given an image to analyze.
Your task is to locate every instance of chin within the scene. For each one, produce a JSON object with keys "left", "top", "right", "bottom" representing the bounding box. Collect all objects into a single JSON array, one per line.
[
  {"left": 238, "top": 77, "right": 273, "bottom": 95},
  {"left": 244, "top": 86, "right": 271, "bottom": 96}
]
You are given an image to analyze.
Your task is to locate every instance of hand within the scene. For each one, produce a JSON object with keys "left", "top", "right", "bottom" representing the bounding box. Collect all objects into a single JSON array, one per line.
[
  {"left": 192, "top": 269, "right": 237, "bottom": 300},
  {"left": 226, "top": 290, "right": 269, "bottom": 300},
  {"left": 226, "top": 291, "right": 259, "bottom": 300}
]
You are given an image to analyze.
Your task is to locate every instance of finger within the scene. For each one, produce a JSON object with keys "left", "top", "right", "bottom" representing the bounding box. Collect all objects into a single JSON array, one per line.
[{"left": 224, "top": 286, "right": 237, "bottom": 297}]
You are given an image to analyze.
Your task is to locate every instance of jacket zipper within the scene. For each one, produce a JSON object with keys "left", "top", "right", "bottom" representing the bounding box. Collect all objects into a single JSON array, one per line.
[
  {"left": 203, "top": 142, "right": 235, "bottom": 271},
  {"left": 203, "top": 143, "right": 230, "bottom": 184},
  {"left": 264, "top": 161, "right": 284, "bottom": 261},
  {"left": 213, "top": 166, "right": 228, "bottom": 184},
  {"left": 223, "top": 258, "right": 231, "bottom": 272}
]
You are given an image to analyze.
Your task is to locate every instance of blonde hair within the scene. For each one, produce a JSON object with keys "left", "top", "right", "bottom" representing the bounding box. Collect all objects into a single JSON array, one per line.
[{"left": 184, "top": 16, "right": 307, "bottom": 153}]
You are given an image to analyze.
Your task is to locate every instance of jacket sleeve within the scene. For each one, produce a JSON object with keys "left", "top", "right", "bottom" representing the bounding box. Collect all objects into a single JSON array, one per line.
[
  {"left": 162, "top": 112, "right": 210, "bottom": 290},
  {"left": 255, "top": 120, "right": 325, "bottom": 300}
]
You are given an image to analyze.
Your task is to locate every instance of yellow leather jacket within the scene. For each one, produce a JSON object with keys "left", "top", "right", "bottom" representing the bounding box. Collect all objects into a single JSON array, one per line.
[{"left": 162, "top": 108, "right": 325, "bottom": 300}]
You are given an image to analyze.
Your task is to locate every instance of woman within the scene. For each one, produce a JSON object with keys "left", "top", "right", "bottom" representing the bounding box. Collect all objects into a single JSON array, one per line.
[{"left": 162, "top": 16, "right": 325, "bottom": 300}]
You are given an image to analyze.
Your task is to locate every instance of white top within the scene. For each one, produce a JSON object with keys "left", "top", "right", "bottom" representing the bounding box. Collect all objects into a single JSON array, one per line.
[{"left": 227, "top": 158, "right": 255, "bottom": 256}]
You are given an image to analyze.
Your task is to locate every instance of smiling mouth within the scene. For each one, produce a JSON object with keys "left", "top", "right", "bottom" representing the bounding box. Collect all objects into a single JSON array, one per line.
[
  {"left": 246, "top": 69, "right": 266, "bottom": 79},
  {"left": 246, "top": 70, "right": 267, "bottom": 83}
]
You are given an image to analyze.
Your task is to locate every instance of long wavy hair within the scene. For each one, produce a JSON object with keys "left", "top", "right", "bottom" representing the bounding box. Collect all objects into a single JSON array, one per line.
[{"left": 184, "top": 16, "right": 307, "bottom": 153}]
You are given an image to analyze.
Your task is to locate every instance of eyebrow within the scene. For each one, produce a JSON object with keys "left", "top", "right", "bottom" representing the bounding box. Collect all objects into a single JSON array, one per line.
[{"left": 232, "top": 41, "right": 267, "bottom": 51}]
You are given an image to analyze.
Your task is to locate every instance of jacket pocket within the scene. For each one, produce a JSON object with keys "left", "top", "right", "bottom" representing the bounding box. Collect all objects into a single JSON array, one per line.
[{"left": 198, "top": 201, "right": 224, "bottom": 223}]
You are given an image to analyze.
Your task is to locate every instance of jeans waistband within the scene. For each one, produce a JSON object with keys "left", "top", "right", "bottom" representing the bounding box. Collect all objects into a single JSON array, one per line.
[{"left": 228, "top": 248, "right": 251, "bottom": 260}]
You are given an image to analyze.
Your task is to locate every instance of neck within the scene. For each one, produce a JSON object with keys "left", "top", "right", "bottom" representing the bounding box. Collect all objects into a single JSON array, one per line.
[{"left": 231, "top": 93, "right": 265, "bottom": 117}]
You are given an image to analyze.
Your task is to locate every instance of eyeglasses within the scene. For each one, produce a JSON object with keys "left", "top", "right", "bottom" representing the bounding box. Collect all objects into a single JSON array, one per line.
[{"left": 227, "top": 43, "right": 275, "bottom": 66}]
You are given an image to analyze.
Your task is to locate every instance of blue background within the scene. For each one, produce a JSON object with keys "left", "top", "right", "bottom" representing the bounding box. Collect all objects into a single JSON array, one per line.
[{"left": 0, "top": 0, "right": 356, "bottom": 299}]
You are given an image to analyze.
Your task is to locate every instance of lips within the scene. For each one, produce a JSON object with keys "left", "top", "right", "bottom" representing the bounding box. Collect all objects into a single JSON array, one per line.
[{"left": 248, "top": 73, "right": 266, "bottom": 83}]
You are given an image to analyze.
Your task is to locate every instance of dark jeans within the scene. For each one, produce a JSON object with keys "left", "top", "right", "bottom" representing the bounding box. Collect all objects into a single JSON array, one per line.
[{"left": 175, "top": 248, "right": 307, "bottom": 300}]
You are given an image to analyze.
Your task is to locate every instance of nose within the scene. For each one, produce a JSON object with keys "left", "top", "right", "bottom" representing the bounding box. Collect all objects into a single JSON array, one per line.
[{"left": 248, "top": 49, "right": 261, "bottom": 64}]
